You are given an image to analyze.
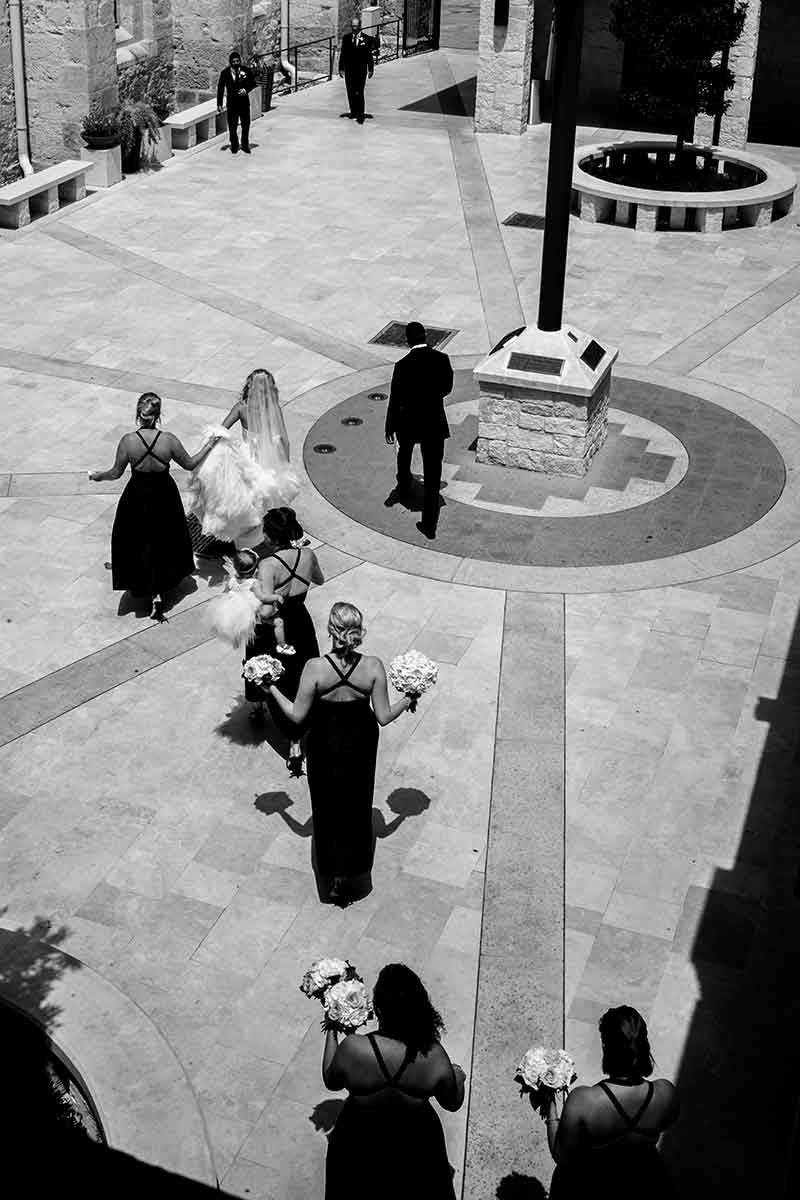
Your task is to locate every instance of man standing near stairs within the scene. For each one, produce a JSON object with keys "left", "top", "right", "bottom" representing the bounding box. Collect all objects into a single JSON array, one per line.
[
  {"left": 217, "top": 50, "right": 256, "bottom": 154},
  {"left": 338, "top": 16, "right": 375, "bottom": 125}
]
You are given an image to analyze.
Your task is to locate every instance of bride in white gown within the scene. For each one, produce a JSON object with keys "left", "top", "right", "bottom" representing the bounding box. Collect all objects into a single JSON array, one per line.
[{"left": 189, "top": 368, "right": 300, "bottom": 546}]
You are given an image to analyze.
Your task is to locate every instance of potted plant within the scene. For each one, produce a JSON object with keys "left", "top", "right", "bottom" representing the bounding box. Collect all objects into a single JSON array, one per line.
[
  {"left": 118, "top": 99, "right": 161, "bottom": 173},
  {"left": 80, "top": 104, "right": 120, "bottom": 150},
  {"left": 118, "top": 59, "right": 175, "bottom": 165}
]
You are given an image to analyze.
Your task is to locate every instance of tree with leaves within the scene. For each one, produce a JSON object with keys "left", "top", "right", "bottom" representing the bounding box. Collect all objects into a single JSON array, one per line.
[{"left": 609, "top": 0, "right": 748, "bottom": 152}]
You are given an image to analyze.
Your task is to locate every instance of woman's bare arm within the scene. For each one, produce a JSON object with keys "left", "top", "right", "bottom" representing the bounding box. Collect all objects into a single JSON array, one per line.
[
  {"left": 369, "top": 659, "right": 412, "bottom": 726},
  {"left": 433, "top": 1048, "right": 466, "bottom": 1112},
  {"left": 306, "top": 550, "right": 325, "bottom": 586},
  {"left": 221, "top": 401, "right": 244, "bottom": 430},
  {"left": 89, "top": 437, "right": 128, "bottom": 482},
  {"left": 171, "top": 432, "right": 219, "bottom": 471},
  {"left": 269, "top": 660, "right": 318, "bottom": 725}
]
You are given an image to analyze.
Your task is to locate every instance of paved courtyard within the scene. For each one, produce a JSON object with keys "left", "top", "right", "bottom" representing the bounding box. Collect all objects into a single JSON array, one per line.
[{"left": 1, "top": 48, "right": 800, "bottom": 1198}]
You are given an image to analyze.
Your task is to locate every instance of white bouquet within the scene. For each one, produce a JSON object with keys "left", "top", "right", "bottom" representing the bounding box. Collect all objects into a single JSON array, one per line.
[
  {"left": 388, "top": 651, "right": 439, "bottom": 710},
  {"left": 242, "top": 654, "right": 284, "bottom": 686},
  {"left": 300, "top": 957, "right": 358, "bottom": 1001},
  {"left": 515, "top": 1046, "right": 577, "bottom": 1114},
  {"left": 323, "top": 977, "right": 373, "bottom": 1032}
]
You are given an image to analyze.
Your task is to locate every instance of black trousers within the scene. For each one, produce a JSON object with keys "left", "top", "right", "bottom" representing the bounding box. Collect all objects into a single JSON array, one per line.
[
  {"left": 345, "top": 68, "right": 368, "bottom": 119},
  {"left": 227, "top": 99, "right": 250, "bottom": 150},
  {"left": 396, "top": 436, "right": 445, "bottom": 531}
]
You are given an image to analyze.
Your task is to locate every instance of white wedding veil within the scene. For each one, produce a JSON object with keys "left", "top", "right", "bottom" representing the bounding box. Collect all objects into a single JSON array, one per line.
[{"left": 243, "top": 369, "right": 290, "bottom": 473}]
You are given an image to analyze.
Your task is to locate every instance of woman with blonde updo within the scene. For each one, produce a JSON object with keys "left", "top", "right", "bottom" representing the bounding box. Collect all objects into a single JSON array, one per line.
[
  {"left": 90, "top": 393, "right": 219, "bottom": 617},
  {"left": 269, "top": 601, "right": 414, "bottom": 902}
]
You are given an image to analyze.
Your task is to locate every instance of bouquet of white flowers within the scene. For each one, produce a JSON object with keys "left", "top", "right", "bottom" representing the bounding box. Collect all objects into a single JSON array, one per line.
[
  {"left": 388, "top": 651, "right": 439, "bottom": 711},
  {"left": 242, "top": 654, "right": 285, "bottom": 687},
  {"left": 323, "top": 978, "right": 373, "bottom": 1032},
  {"left": 299, "top": 957, "right": 372, "bottom": 1032},
  {"left": 515, "top": 1046, "right": 577, "bottom": 1114},
  {"left": 300, "top": 957, "right": 358, "bottom": 1001}
]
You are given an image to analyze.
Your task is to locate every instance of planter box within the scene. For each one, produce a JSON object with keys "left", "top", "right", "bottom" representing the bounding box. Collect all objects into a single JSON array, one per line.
[
  {"left": 145, "top": 125, "right": 173, "bottom": 165},
  {"left": 80, "top": 144, "right": 122, "bottom": 188}
]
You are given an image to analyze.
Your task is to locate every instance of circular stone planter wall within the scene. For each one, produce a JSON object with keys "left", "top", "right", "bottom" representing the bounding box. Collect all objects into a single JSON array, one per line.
[
  {"left": 0, "top": 925, "right": 217, "bottom": 1185},
  {"left": 572, "top": 141, "right": 796, "bottom": 233}
]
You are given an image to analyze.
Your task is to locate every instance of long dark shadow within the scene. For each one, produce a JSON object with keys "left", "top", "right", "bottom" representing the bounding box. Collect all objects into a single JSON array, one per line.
[
  {"left": 1, "top": 916, "right": 236, "bottom": 1194},
  {"left": 659, "top": 603, "right": 800, "bottom": 1196}
]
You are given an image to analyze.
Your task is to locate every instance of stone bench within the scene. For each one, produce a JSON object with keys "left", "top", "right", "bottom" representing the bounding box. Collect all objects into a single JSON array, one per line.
[
  {"left": 0, "top": 160, "right": 93, "bottom": 230},
  {"left": 164, "top": 99, "right": 227, "bottom": 150},
  {"left": 572, "top": 141, "right": 796, "bottom": 234}
]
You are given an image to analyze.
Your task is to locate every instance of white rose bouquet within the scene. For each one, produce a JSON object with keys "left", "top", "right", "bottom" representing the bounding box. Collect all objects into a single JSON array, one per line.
[
  {"left": 388, "top": 651, "right": 439, "bottom": 712},
  {"left": 242, "top": 654, "right": 285, "bottom": 687},
  {"left": 299, "top": 957, "right": 358, "bottom": 1001},
  {"left": 515, "top": 1046, "right": 577, "bottom": 1115},
  {"left": 323, "top": 977, "right": 373, "bottom": 1032}
]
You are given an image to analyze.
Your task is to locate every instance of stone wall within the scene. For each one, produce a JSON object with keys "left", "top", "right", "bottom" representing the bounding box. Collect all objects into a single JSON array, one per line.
[
  {"left": 24, "top": 0, "right": 118, "bottom": 165},
  {"left": 694, "top": 0, "right": 761, "bottom": 149},
  {"left": 476, "top": 377, "right": 610, "bottom": 476},
  {"left": 439, "top": 0, "right": 481, "bottom": 50},
  {"left": 475, "top": 0, "right": 534, "bottom": 133},
  {"left": 173, "top": 0, "right": 254, "bottom": 105},
  {"left": 252, "top": 0, "right": 281, "bottom": 63},
  {"left": 0, "top": 0, "right": 18, "bottom": 185}
]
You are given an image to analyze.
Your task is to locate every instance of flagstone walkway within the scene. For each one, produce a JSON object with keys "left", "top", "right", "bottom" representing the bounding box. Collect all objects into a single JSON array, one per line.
[{"left": 1, "top": 49, "right": 799, "bottom": 1199}]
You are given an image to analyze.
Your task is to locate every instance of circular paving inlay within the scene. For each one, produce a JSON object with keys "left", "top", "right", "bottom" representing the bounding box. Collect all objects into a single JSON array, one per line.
[{"left": 303, "top": 371, "right": 786, "bottom": 569}]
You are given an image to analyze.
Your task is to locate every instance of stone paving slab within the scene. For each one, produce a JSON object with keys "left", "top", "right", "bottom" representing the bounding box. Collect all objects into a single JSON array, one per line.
[{"left": 1, "top": 45, "right": 800, "bottom": 1200}]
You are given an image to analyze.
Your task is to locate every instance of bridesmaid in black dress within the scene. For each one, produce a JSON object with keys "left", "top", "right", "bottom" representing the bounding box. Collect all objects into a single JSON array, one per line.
[
  {"left": 244, "top": 508, "right": 324, "bottom": 768},
  {"left": 543, "top": 1006, "right": 679, "bottom": 1200},
  {"left": 268, "top": 601, "right": 414, "bottom": 902},
  {"left": 321, "top": 963, "right": 465, "bottom": 1200},
  {"left": 89, "top": 393, "right": 219, "bottom": 619}
]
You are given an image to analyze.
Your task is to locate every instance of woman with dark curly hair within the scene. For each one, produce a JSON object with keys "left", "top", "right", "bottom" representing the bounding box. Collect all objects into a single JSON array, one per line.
[
  {"left": 321, "top": 963, "right": 465, "bottom": 1200},
  {"left": 243, "top": 508, "right": 323, "bottom": 765},
  {"left": 543, "top": 1006, "right": 679, "bottom": 1199}
]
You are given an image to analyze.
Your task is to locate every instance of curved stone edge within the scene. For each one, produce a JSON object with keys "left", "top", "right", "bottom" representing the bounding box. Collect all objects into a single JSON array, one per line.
[
  {"left": 0, "top": 924, "right": 218, "bottom": 1186},
  {"left": 573, "top": 140, "right": 797, "bottom": 207},
  {"left": 285, "top": 362, "right": 800, "bottom": 595}
]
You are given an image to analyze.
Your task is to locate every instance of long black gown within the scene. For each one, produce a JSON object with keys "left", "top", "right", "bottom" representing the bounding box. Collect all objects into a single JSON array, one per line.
[
  {"left": 306, "top": 654, "right": 378, "bottom": 881},
  {"left": 243, "top": 550, "right": 320, "bottom": 734},
  {"left": 326, "top": 1034, "right": 455, "bottom": 1200},
  {"left": 549, "top": 1082, "right": 675, "bottom": 1200},
  {"left": 110, "top": 431, "right": 195, "bottom": 596}
]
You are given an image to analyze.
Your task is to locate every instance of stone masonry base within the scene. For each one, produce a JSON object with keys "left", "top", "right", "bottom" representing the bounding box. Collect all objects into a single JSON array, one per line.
[{"left": 475, "top": 373, "right": 611, "bottom": 476}]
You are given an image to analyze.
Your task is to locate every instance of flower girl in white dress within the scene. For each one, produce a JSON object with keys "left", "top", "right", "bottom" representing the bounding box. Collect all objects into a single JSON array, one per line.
[{"left": 188, "top": 368, "right": 300, "bottom": 547}]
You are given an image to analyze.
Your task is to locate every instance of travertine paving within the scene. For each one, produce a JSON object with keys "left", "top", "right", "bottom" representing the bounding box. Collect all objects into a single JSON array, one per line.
[{"left": 1, "top": 48, "right": 799, "bottom": 1200}]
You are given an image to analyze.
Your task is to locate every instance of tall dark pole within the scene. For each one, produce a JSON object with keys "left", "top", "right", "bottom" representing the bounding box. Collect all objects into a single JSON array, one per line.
[{"left": 537, "top": 0, "right": 585, "bottom": 332}]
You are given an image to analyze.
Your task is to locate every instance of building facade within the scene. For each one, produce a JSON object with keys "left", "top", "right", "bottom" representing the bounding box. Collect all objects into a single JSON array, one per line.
[{"left": 1, "top": 0, "right": 798, "bottom": 187}]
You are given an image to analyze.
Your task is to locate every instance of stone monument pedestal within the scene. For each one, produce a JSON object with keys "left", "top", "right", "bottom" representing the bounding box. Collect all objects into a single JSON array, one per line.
[{"left": 473, "top": 325, "right": 618, "bottom": 476}]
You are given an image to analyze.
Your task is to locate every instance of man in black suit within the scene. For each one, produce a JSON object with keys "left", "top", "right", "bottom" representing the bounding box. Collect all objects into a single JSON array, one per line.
[
  {"left": 338, "top": 17, "right": 375, "bottom": 124},
  {"left": 385, "top": 321, "right": 453, "bottom": 539},
  {"left": 216, "top": 50, "right": 255, "bottom": 154}
]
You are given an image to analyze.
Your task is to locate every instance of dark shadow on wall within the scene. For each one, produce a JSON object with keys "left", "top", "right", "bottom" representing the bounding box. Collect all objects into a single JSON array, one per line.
[
  {"left": 0, "top": 916, "right": 238, "bottom": 1195},
  {"left": 659, "top": 604, "right": 800, "bottom": 1197}
]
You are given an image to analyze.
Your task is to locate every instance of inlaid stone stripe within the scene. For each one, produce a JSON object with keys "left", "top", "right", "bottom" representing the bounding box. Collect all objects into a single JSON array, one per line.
[{"left": 463, "top": 592, "right": 565, "bottom": 1198}]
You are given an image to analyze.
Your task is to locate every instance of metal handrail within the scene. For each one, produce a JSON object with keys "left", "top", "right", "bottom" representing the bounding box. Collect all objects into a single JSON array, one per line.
[{"left": 254, "top": 15, "right": 407, "bottom": 96}]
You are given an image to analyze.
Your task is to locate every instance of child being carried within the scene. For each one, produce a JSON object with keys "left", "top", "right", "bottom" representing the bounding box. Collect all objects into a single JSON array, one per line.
[{"left": 208, "top": 549, "right": 295, "bottom": 655}]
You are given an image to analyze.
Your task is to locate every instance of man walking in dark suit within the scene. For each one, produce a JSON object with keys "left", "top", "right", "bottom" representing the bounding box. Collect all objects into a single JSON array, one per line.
[
  {"left": 217, "top": 50, "right": 255, "bottom": 154},
  {"left": 385, "top": 322, "right": 454, "bottom": 539},
  {"left": 338, "top": 17, "right": 375, "bottom": 124}
]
